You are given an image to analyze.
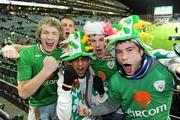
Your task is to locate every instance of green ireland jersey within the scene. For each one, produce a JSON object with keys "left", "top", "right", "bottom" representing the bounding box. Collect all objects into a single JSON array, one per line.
[
  {"left": 108, "top": 62, "right": 174, "bottom": 120},
  {"left": 91, "top": 58, "right": 117, "bottom": 91},
  {"left": 17, "top": 44, "right": 62, "bottom": 107}
]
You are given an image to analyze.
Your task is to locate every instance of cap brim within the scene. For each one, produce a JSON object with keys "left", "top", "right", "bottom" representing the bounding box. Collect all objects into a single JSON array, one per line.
[
  {"left": 62, "top": 52, "right": 96, "bottom": 61},
  {"left": 108, "top": 35, "right": 138, "bottom": 45}
]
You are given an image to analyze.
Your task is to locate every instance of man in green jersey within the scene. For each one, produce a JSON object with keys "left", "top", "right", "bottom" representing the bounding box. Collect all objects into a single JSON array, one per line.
[
  {"left": 0, "top": 15, "right": 75, "bottom": 58},
  {"left": 83, "top": 21, "right": 123, "bottom": 120},
  {"left": 79, "top": 15, "right": 180, "bottom": 120},
  {"left": 17, "top": 17, "right": 63, "bottom": 120}
]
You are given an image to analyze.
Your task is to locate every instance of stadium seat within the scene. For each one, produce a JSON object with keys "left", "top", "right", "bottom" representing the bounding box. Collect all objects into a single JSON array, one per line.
[
  {"left": 0, "top": 103, "right": 5, "bottom": 110},
  {"left": 0, "top": 109, "right": 11, "bottom": 120},
  {"left": 0, "top": 109, "right": 24, "bottom": 120}
]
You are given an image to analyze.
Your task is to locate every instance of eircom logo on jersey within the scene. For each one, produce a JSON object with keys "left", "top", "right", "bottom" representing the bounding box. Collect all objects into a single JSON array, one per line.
[
  {"left": 127, "top": 104, "right": 167, "bottom": 117},
  {"left": 127, "top": 91, "right": 167, "bottom": 118}
]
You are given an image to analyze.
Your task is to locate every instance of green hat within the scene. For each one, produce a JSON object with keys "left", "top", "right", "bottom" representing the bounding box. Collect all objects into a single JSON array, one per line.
[
  {"left": 106, "top": 15, "right": 153, "bottom": 53},
  {"left": 60, "top": 31, "right": 96, "bottom": 61}
]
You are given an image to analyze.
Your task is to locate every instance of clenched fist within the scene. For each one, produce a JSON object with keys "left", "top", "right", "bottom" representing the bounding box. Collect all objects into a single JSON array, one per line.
[{"left": 62, "top": 65, "right": 78, "bottom": 91}]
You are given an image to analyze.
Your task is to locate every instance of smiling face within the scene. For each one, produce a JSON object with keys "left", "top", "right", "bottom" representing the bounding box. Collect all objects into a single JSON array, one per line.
[
  {"left": 115, "top": 40, "right": 144, "bottom": 75},
  {"left": 61, "top": 18, "right": 75, "bottom": 39},
  {"left": 40, "top": 25, "right": 60, "bottom": 53},
  {"left": 89, "top": 34, "right": 106, "bottom": 58},
  {"left": 70, "top": 57, "right": 90, "bottom": 78}
]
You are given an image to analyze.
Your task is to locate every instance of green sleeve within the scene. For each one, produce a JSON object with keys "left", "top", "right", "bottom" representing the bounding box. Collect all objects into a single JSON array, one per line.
[
  {"left": 17, "top": 48, "right": 32, "bottom": 81},
  {"left": 108, "top": 72, "right": 122, "bottom": 104}
]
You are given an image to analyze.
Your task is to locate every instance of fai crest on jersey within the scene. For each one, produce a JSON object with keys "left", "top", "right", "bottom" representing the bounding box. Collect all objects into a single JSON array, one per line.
[
  {"left": 153, "top": 80, "right": 165, "bottom": 92},
  {"left": 107, "top": 60, "right": 115, "bottom": 69}
]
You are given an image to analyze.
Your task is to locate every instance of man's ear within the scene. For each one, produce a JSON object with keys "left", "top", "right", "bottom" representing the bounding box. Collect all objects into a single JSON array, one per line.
[
  {"left": 140, "top": 48, "right": 144, "bottom": 57},
  {"left": 69, "top": 61, "right": 72, "bottom": 65},
  {"left": 88, "top": 59, "right": 91, "bottom": 65},
  {"left": 105, "top": 39, "right": 109, "bottom": 44}
]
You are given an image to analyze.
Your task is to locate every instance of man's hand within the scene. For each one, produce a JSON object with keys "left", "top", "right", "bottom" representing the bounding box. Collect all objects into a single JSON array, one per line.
[
  {"left": 93, "top": 76, "right": 105, "bottom": 95},
  {"left": 79, "top": 104, "right": 91, "bottom": 117},
  {"left": 1, "top": 45, "right": 19, "bottom": 59},
  {"left": 43, "top": 56, "right": 59, "bottom": 76},
  {"left": 62, "top": 65, "right": 78, "bottom": 91}
]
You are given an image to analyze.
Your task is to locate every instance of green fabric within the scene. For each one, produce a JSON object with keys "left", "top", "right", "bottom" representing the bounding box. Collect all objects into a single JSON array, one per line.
[
  {"left": 109, "top": 15, "right": 140, "bottom": 45},
  {"left": 17, "top": 44, "right": 62, "bottom": 107},
  {"left": 62, "top": 52, "right": 96, "bottom": 61},
  {"left": 61, "top": 31, "right": 96, "bottom": 61},
  {"left": 108, "top": 62, "right": 174, "bottom": 120},
  {"left": 107, "top": 15, "right": 154, "bottom": 55},
  {"left": 91, "top": 58, "right": 117, "bottom": 91},
  {"left": 71, "top": 81, "right": 96, "bottom": 120},
  {"left": 71, "top": 85, "right": 86, "bottom": 120}
]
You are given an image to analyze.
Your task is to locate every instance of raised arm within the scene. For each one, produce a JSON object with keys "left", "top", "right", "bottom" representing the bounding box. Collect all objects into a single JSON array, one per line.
[
  {"left": 18, "top": 56, "right": 59, "bottom": 99},
  {"left": 1, "top": 44, "right": 30, "bottom": 59}
]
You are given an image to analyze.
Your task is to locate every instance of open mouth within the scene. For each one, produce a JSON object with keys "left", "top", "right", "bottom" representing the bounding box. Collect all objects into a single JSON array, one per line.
[
  {"left": 65, "top": 32, "right": 70, "bottom": 36},
  {"left": 46, "top": 42, "right": 54, "bottom": 47},
  {"left": 77, "top": 68, "right": 86, "bottom": 78},
  {"left": 96, "top": 49, "right": 103, "bottom": 54},
  {"left": 96, "top": 48, "right": 102, "bottom": 51},
  {"left": 77, "top": 68, "right": 85, "bottom": 74},
  {"left": 122, "top": 64, "right": 133, "bottom": 74}
]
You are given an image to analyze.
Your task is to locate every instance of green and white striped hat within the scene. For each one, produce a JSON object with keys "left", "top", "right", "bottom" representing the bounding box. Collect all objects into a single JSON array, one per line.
[{"left": 60, "top": 31, "right": 96, "bottom": 61}]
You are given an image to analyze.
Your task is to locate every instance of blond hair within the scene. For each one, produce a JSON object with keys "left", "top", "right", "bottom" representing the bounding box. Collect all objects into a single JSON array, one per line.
[{"left": 35, "top": 17, "right": 64, "bottom": 43}]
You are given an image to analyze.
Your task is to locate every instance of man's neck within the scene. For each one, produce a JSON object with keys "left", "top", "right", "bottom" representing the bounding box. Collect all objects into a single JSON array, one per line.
[{"left": 39, "top": 44, "right": 56, "bottom": 55}]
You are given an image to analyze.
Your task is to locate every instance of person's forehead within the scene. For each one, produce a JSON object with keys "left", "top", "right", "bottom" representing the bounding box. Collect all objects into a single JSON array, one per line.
[
  {"left": 76, "top": 56, "right": 89, "bottom": 60},
  {"left": 41, "top": 25, "right": 58, "bottom": 31},
  {"left": 116, "top": 41, "right": 136, "bottom": 49},
  {"left": 61, "top": 19, "right": 74, "bottom": 24},
  {"left": 89, "top": 34, "right": 105, "bottom": 39}
]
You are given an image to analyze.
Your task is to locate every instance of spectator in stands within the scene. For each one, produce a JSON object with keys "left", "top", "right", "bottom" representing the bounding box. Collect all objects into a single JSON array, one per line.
[
  {"left": 16, "top": 17, "right": 63, "bottom": 120},
  {"left": 79, "top": 15, "right": 180, "bottom": 120},
  {"left": 1, "top": 15, "right": 75, "bottom": 59},
  {"left": 56, "top": 31, "right": 107, "bottom": 120},
  {"left": 60, "top": 15, "right": 75, "bottom": 39}
]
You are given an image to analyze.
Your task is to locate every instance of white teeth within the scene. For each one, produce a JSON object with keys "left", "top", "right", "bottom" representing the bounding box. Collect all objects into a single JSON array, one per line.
[
  {"left": 46, "top": 42, "right": 53, "bottom": 44},
  {"left": 96, "top": 49, "right": 102, "bottom": 51}
]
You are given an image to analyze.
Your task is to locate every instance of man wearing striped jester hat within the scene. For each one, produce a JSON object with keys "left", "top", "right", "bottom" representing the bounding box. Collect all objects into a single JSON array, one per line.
[{"left": 57, "top": 31, "right": 108, "bottom": 120}]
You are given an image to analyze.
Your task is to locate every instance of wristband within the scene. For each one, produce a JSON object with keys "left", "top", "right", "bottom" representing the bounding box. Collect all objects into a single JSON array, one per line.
[
  {"left": 62, "top": 83, "right": 72, "bottom": 89},
  {"left": 62, "top": 83, "right": 72, "bottom": 91}
]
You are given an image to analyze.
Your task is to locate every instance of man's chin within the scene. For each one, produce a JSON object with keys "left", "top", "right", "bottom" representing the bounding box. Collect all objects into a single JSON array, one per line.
[
  {"left": 78, "top": 73, "right": 86, "bottom": 79},
  {"left": 96, "top": 54, "right": 104, "bottom": 58},
  {"left": 64, "top": 36, "right": 69, "bottom": 39},
  {"left": 126, "top": 72, "right": 133, "bottom": 75},
  {"left": 125, "top": 70, "right": 136, "bottom": 75},
  {"left": 43, "top": 49, "right": 54, "bottom": 53},
  {"left": 79, "top": 75, "right": 85, "bottom": 79}
]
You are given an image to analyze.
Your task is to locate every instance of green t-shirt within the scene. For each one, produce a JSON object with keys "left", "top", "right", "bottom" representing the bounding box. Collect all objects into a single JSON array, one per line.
[
  {"left": 91, "top": 58, "right": 117, "bottom": 91},
  {"left": 17, "top": 44, "right": 62, "bottom": 107},
  {"left": 108, "top": 62, "right": 174, "bottom": 120}
]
